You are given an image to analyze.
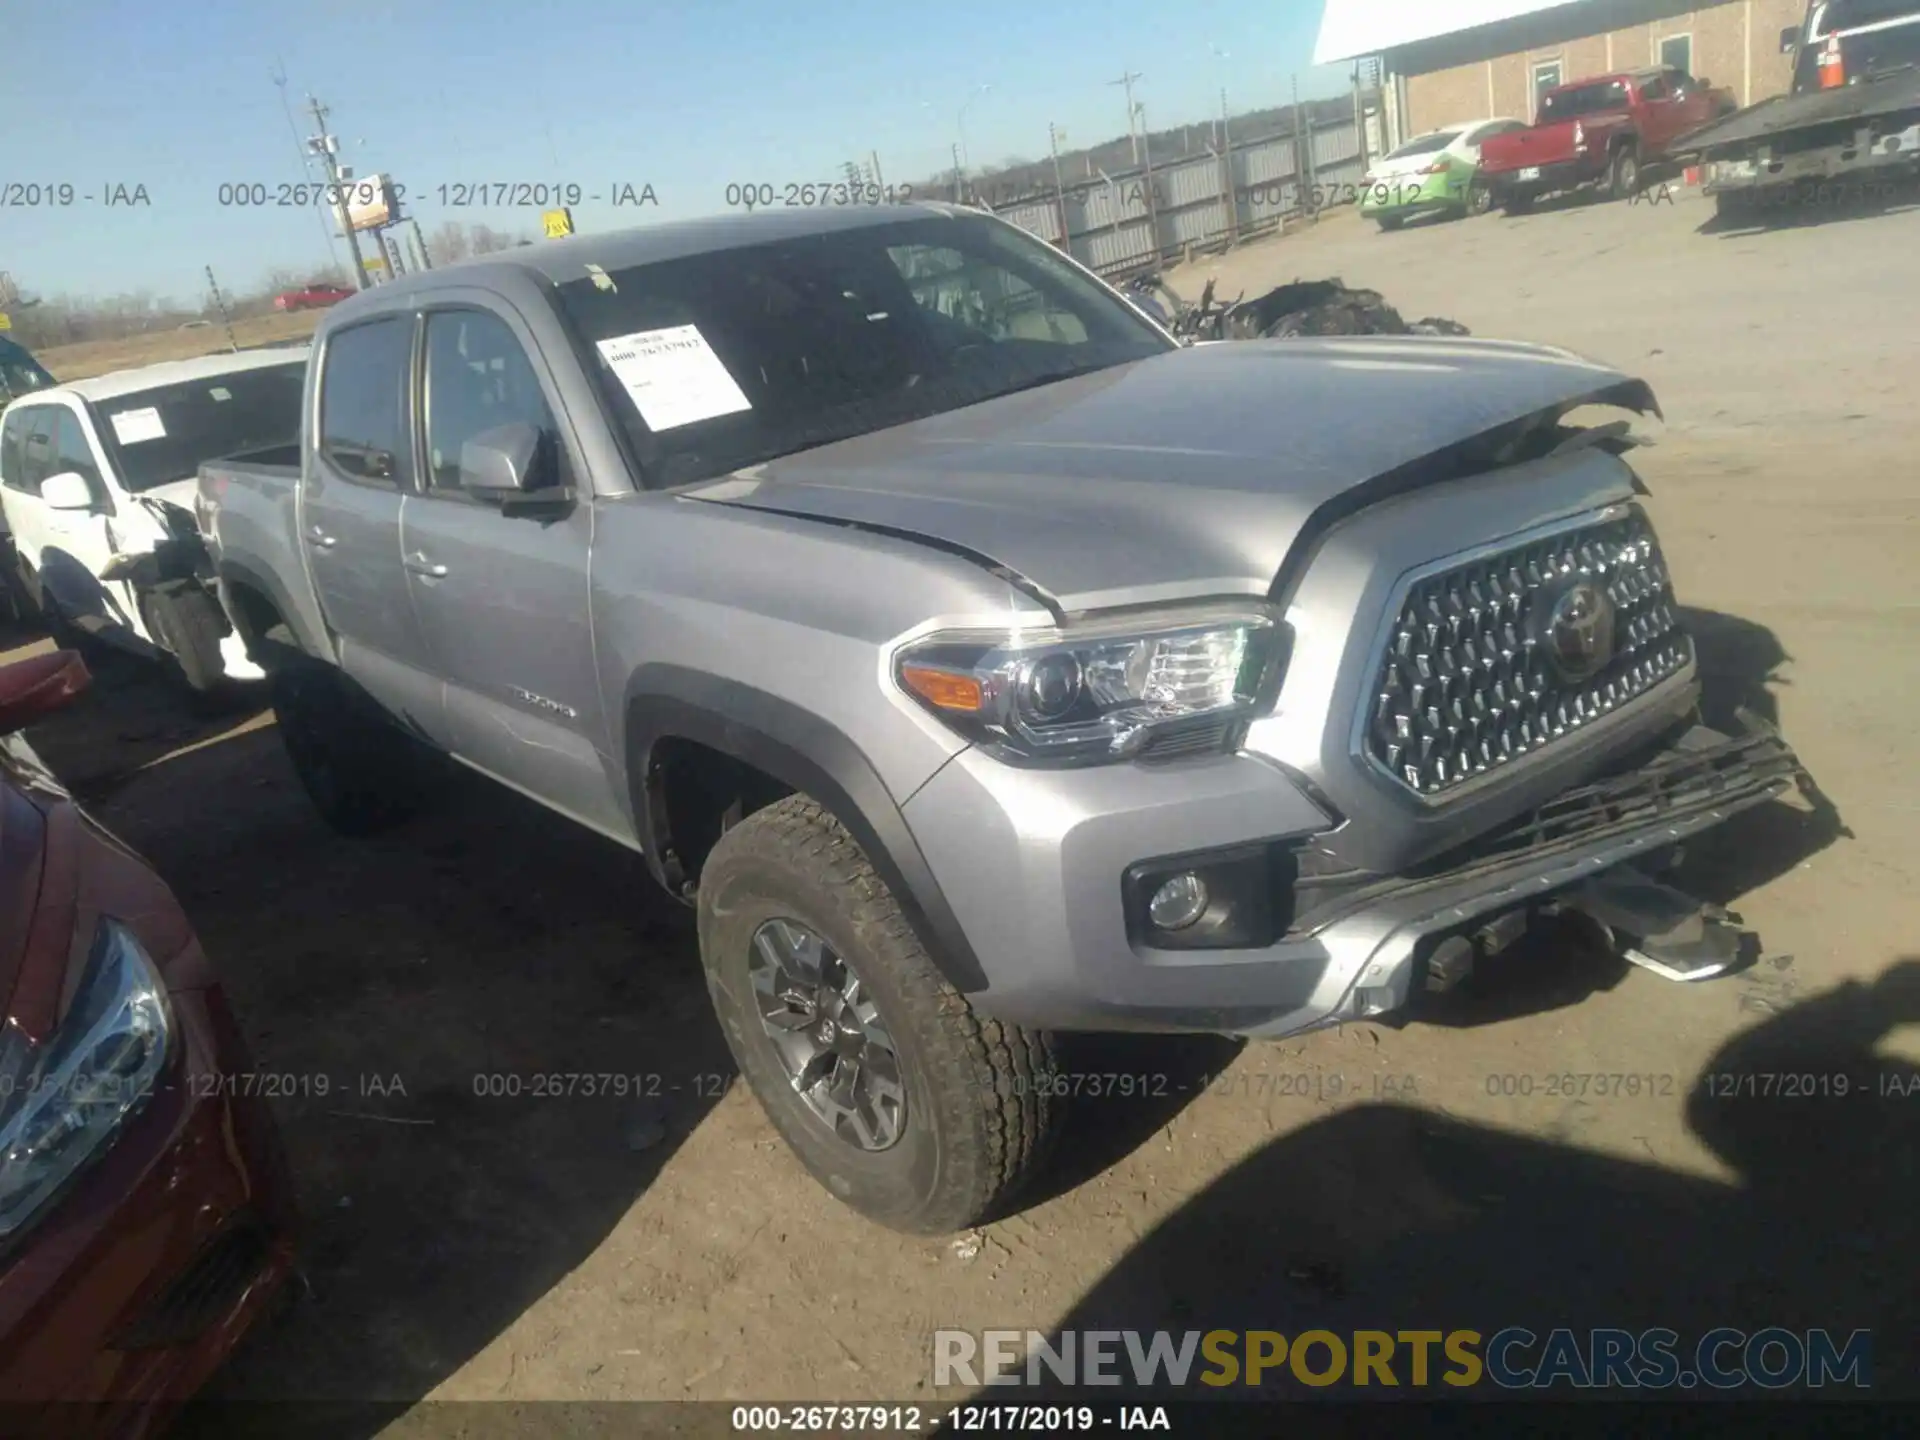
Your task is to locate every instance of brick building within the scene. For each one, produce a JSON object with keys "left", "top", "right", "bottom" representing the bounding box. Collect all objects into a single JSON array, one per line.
[{"left": 1315, "top": 0, "right": 1808, "bottom": 151}]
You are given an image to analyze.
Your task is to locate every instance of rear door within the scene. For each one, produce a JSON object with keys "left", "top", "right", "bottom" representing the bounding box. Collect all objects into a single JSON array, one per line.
[
  {"left": 398, "top": 299, "right": 618, "bottom": 836},
  {"left": 304, "top": 313, "right": 447, "bottom": 740}
]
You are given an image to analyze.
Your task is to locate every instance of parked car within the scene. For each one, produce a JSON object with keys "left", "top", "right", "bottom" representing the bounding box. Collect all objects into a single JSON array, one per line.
[
  {"left": 1679, "top": 0, "right": 1920, "bottom": 220},
  {"left": 0, "top": 349, "right": 309, "bottom": 699},
  {"left": 0, "top": 649, "right": 297, "bottom": 1431},
  {"left": 1479, "top": 67, "right": 1731, "bottom": 212},
  {"left": 0, "top": 337, "right": 55, "bottom": 409},
  {"left": 1360, "top": 118, "right": 1528, "bottom": 228},
  {"left": 197, "top": 206, "right": 1817, "bottom": 1235},
  {"left": 272, "top": 284, "right": 354, "bottom": 313}
]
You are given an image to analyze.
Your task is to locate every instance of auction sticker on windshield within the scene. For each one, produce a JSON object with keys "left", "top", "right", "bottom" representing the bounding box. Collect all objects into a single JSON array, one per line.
[
  {"left": 595, "top": 325, "right": 751, "bottom": 432},
  {"left": 108, "top": 406, "right": 166, "bottom": 443}
]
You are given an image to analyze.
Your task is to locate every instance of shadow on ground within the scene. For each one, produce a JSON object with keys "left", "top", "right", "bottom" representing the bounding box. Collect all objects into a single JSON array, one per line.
[
  {"left": 2, "top": 628, "right": 730, "bottom": 1435},
  {"left": 1012, "top": 955, "right": 1918, "bottom": 1404}
]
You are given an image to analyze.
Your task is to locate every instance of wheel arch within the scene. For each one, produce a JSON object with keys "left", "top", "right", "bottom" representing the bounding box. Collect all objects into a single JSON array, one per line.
[{"left": 624, "top": 666, "right": 989, "bottom": 995}]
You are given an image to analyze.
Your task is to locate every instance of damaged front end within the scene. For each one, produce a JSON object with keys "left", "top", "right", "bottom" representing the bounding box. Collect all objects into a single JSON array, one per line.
[{"left": 1296, "top": 709, "right": 1833, "bottom": 1028}]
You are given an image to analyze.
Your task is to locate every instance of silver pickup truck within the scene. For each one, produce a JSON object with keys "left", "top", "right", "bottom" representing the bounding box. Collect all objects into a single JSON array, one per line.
[{"left": 195, "top": 204, "right": 1818, "bottom": 1233}]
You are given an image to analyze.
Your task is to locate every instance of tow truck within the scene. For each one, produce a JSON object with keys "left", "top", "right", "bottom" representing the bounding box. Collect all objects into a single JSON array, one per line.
[{"left": 1680, "top": 0, "right": 1920, "bottom": 218}]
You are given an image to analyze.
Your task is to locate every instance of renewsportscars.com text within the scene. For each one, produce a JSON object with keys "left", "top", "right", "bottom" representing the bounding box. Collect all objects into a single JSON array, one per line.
[{"left": 933, "top": 1327, "right": 1871, "bottom": 1391}]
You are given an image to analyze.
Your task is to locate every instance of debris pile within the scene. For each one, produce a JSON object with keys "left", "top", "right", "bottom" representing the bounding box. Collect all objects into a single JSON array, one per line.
[{"left": 1224, "top": 278, "right": 1472, "bottom": 340}]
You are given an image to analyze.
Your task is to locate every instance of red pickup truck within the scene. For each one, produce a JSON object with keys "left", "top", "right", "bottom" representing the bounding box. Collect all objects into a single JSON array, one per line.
[{"left": 1479, "top": 66, "right": 1734, "bottom": 213}]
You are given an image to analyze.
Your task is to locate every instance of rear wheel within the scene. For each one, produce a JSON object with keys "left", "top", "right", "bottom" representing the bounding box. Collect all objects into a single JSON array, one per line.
[
  {"left": 1467, "top": 181, "right": 1495, "bottom": 217},
  {"left": 1502, "top": 191, "right": 1535, "bottom": 216},
  {"left": 696, "top": 795, "right": 1062, "bottom": 1234},
  {"left": 1610, "top": 146, "right": 1642, "bottom": 200},
  {"left": 270, "top": 651, "right": 437, "bottom": 835}
]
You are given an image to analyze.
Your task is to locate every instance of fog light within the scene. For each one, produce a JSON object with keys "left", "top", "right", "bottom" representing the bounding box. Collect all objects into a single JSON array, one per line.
[{"left": 1148, "top": 873, "right": 1210, "bottom": 931}]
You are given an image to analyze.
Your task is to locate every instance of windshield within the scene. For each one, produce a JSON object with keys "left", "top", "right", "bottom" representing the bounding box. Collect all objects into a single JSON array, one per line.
[
  {"left": 1539, "top": 81, "right": 1632, "bottom": 120},
  {"left": 0, "top": 339, "right": 54, "bottom": 404},
  {"left": 553, "top": 212, "right": 1173, "bottom": 488},
  {"left": 92, "top": 359, "right": 307, "bottom": 492},
  {"left": 1385, "top": 131, "right": 1461, "bottom": 160}
]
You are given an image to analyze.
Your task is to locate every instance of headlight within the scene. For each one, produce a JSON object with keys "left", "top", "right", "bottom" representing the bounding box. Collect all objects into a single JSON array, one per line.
[
  {"left": 0, "top": 919, "right": 174, "bottom": 1242},
  {"left": 893, "top": 604, "right": 1285, "bottom": 763}
]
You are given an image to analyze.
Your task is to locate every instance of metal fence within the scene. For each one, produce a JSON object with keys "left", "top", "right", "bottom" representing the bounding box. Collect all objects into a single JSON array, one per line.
[{"left": 980, "top": 113, "right": 1367, "bottom": 277}]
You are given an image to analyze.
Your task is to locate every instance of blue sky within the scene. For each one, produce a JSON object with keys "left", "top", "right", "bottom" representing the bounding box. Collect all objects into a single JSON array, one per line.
[{"left": 1, "top": 0, "right": 1354, "bottom": 304}]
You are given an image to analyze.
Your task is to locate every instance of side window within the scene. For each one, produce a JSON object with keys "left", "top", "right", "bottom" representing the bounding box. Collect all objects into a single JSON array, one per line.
[
  {"left": 11, "top": 408, "right": 58, "bottom": 496},
  {"left": 0, "top": 409, "right": 29, "bottom": 492},
  {"left": 1640, "top": 75, "right": 1671, "bottom": 102},
  {"left": 54, "top": 411, "right": 107, "bottom": 505},
  {"left": 319, "top": 316, "right": 414, "bottom": 488},
  {"left": 421, "top": 309, "right": 557, "bottom": 494},
  {"left": 886, "top": 244, "right": 1090, "bottom": 347}
]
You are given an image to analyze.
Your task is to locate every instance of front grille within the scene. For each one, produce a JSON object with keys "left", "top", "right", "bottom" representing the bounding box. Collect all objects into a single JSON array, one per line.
[{"left": 1365, "top": 510, "right": 1694, "bottom": 798}]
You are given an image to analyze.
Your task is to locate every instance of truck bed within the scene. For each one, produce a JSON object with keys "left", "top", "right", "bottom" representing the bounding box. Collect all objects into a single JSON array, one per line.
[{"left": 1679, "top": 65, "right": 1920, "bottom": 153}]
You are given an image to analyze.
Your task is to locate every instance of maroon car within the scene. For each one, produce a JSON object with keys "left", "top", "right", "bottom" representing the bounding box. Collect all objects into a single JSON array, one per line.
[
  {"left": 271, "top": 283, "right": 353, "bottom": 313},
  {"left": 0, "top": 650, "right": 297, "bottom": 1436}
]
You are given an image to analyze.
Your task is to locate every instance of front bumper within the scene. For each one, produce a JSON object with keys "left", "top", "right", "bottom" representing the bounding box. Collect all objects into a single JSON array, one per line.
[
  {"left": 905, "top": 713, "right": 1809, "bottom": 1038},
  {"left": 0, "top": 953, "right": 297, "bottom": 1431}
]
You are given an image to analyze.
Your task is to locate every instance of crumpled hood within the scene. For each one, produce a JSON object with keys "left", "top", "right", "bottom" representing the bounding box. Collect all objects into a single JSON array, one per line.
[
  {"left": 137, "top": 478, "right": 202, "bottom": 514},
  {"left": 682, "top": 336, "right": 1656, "bottom": 612}
]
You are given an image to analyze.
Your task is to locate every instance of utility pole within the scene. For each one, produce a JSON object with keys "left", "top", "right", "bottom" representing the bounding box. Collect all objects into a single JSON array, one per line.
[
  {"left": 1293, "top": 75, "right": 1319, "bottom": 212},
  {"left": 869, "top": 149, "right": 886, "bottom": 192},
  {"left": 1138, "top": 104, "right": 1161, "bottom": 269},
  {"left": 1220, "top": 88, "right": 1239, "bottom": 245},
  {"left": 1048, "top": 122, "right": 1071, "bottom": 250},
  {"left": 952, "top": 142, "right": 963, "bottom": 203},
  {"left": 305, "top": 94, "right": 372, "bottom": 291},
  {"left": 1110, "top": 71, "right": 1143, "bottom": 165},
  {"left": 206, "top": 267, "right": 240, "bottom": 353},
  {"left": 409, "top": 217, "right": 434, "bottom": 271}
]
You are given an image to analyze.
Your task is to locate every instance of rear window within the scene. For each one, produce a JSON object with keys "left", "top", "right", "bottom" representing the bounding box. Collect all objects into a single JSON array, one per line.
[
  {"left": 1816, "top": 0, "right": 1920, "bottom": 34},
  {"left": 1539, "top": 81, "right": 1631, "bottom": 121},
  {"left": 94, "top": 360, "right": 307, "bottom": 493},
  {"left": 1386, "top": 131, "right": 1461, "bottom": 159},
  {"left": 553, "top": 213, "right": 1172, "bottom": 489}
]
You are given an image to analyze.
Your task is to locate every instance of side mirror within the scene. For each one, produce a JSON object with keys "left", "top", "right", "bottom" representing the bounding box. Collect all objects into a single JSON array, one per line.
[
  {"left": 1781, "top": 26, "right": 1800, "bottom": 53},
  {"left": 458, "top": 421, "right": 565, "bottom": 506},
  {"left": 0, "top": 649, "right": 89, "bottom": 735},
  {"left": 39, "top": 471, "right": 95, "bottom": 512}
]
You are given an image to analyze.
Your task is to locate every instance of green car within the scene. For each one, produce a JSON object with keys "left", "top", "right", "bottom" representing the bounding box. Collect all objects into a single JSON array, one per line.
[{"left": 1359, "top": 119, "right": 1527, "bottom": 230}]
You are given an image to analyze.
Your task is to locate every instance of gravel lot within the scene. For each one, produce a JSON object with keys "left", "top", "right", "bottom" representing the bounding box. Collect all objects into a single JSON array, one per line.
[{"left": 7, "top": 182, "right": 1915, "bottom": 1429}]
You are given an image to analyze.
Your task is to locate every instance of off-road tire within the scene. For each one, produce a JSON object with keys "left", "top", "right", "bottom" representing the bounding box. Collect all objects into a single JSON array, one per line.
[
  {"left": 697, "top": 794, "right": 1062, "bottom": 1234},
  {"left": 269, "top": 655, "right": 434, "bottom": 836},
  {"left": 1610, "top": 145, "right": 1642, "bottom": 201},
  {"left": 144, "top": 586, "right": 231, "bottom": 709}
]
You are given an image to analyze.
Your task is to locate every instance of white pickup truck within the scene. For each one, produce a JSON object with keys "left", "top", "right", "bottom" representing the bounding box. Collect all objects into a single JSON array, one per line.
[{"left": 0, "top": 348, "right": 308, "bottom": 699}]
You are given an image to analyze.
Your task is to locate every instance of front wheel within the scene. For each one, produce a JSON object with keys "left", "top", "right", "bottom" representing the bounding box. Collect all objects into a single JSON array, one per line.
[
  {"left": 696, "top": 795, "right": 1062, "bottom": 1234},
  {"left": 143, "top": 586, "right": 232, "bottom": 709},
  {"left": 1374, "top": 213, "right": 1405, "bottom": 231}
]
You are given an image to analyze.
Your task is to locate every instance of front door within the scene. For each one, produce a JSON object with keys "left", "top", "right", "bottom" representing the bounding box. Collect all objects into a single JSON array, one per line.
[
  {"left": 399, "top": 301, "right": 618, "bottom": 837},
  {"left": 6, "top": 404, "right": 127, "bottom": 638},
  {"left": 304, "top": 313, "right": 446, "bottom": 741}
]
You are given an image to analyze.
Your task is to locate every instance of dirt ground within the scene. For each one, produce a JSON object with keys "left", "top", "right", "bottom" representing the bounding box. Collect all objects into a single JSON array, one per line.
[
  {"left": 6, "top": 183, "right": 1917, "bottom": 1431},
  {"left": 34, "top": 310, "right": 319, "bottom": 382}
]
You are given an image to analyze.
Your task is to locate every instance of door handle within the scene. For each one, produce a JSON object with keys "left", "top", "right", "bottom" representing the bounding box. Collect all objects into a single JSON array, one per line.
[
  {"left": 307, "top": 526, "right": 337, "bottom": 549},
  {"left": 404, "top": 553, "right": 449, "bottom": 579}
]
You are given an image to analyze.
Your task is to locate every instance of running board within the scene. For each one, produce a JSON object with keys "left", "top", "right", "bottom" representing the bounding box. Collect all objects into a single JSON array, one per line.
[{"left": 1556, "top": 864, "right": 1752, "bottom": 983}]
